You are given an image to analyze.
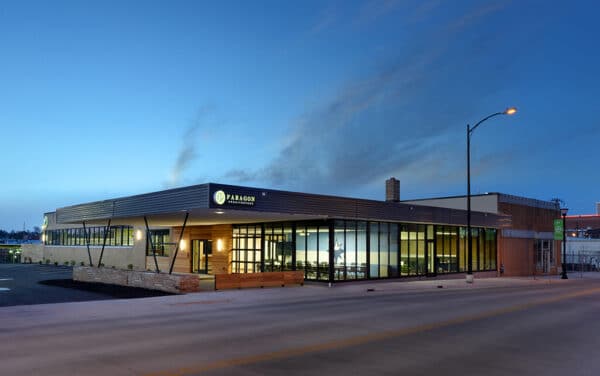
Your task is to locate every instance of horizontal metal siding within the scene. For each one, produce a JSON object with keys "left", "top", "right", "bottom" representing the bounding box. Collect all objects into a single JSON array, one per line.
[
  {"left": 208, "top": 184, "right": 504, "bottom": 227},
  {"left": 114, "top": 185, "right": 209, "bottom": 217},
  {"left": 54, "top": 182, "right": 504, "bottom": 227},
  {"left": 56, "top": 184, "right": 210, "bottom": 223},
  {"left": 56, "top": 201, "right": 115, "bottom": 223}
]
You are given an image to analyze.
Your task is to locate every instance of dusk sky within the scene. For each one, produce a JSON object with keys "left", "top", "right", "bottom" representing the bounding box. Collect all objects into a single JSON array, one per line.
[{"left": 1, "top": 0, "right": 599, "bottom": 230}]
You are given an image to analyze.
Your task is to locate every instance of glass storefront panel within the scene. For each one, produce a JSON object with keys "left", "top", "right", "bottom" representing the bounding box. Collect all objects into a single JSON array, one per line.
[
  {"left": 389, "top": 224, "right": 399, "bottom": 278},
  {"left": 478, "top": 229, "right": 485, "bottom": 271},
  {"left": 400, "top": 225, "right": 409, "bottom": 276},
  {"left": 334, "top": 221, "right": 345, "bottom": 281},
  {"left": 346, "top": 221, "right": 357, "bottom": 280},
  {"left": 306, "top": 226, "right": 318, "bottom": 280},
  {"left": 283, "top": 225, "right": 294, "bottom": 271},
  {"left": 357, "top": 221, "right": 367, "bottom": 279},
  {"left": 296, "top": 226, "right": 307, "bottom": 274},
  {"left": 317, "top": 225, "right": 329, "bottom": 281},
  {"left": 417, "top": 225, "right": 425, "bottom": 275},
  {"left": 471, "top": 228, "right": 479, "bottom": 271},
  {"left": 459, "top": 227, "right": 466, "bottom": 272},
  {"left": 408, "top": 225, "right": 417, "bottom": 276},
  {"left": 379, "top": 223, "right": 389, "bottom": 278},
  {"left": 370, "top": 222, "right": 379, "bottom": 278}
]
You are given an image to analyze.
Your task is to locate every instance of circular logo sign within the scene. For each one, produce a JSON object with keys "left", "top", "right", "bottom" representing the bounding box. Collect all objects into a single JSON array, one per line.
[{"left": 213, "top": 190, "right": 226, "bottom": 205}]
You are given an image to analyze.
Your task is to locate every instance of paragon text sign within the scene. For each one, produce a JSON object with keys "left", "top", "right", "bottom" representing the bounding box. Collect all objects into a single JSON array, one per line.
[{"left": 213, "top": 190, "right": 256, "bottom": 206}]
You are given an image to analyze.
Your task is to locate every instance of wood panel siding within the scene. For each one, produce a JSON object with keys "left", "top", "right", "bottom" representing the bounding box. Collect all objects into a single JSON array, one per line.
[
  {"left": 170, "top": 224, "right": 233, "bottom": 274},
  {"left": 215, "top": 271, "right": 304, "bottom": 290},
  {"left": 498, "top": 202, "right": 561, "bottom": 276}
]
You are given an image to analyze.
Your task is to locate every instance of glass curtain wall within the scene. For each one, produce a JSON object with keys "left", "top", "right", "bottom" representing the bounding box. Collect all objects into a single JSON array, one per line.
[
  {"left": 263, "top": 223, "right": 294, "bottom": 272},
  {"left": 435, "top": 226, "right": 458, "bottom": 273},
  {"left": 294, "top": 223, "right": 329, "bottom": 281},
  {"left": 233, "top": 221, "right": 497, "bottom": 281},
  {"left": 333, "top": 220, "right": 368, "bottom": 280},
  {"left": 231, "top": 224, "right": 262, "bottom": 273}
]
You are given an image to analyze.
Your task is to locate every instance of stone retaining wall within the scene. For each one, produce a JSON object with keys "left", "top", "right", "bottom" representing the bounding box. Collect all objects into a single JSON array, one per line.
[{"left": 73, "top": 266, "right": 200, "bottom": 294}]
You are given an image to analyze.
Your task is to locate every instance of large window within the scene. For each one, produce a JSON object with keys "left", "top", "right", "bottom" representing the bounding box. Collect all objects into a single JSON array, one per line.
[
  {"left": 333, "top": 220, "right": 367, "bottom": 280},
  {"left": 435, "top": 226, "right": 458, "bottom": 273},
  {"left": 44, "top": 226, "right": 133, "bottom": 247},
  {"left": 231, "top": 220, "right": 497, "bottom": 281},
  {"left": 264, "top": 223, "right": 294, "bottom": 272},
  {"left": 295, "top": 223, "right": 329, "bottom": 281},
  {"left": 147, "top": 229, "right": 170, "bottom": 257},
  {"left": 232, "top": 225, "right": 261, "bottom": 273}
]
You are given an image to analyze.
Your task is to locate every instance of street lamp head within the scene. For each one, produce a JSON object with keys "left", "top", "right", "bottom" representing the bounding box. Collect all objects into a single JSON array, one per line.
[
  {"left": 561, "top": 207, "right": 569, "bottom": 216},
  {"left": 504, "top": 107, "right": 517, "bottom": 115}
]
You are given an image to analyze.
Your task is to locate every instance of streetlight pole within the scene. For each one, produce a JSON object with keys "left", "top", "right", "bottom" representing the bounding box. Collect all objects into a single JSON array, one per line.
[
  {"left": 561, "top": 207, "right": 568, "bottom": 279},
  {"left": 466, "top": 107, "right": 517, "bottom": 283}
]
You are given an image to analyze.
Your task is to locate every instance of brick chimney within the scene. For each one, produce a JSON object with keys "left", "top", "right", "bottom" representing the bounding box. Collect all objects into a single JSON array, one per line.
[{"left": 385, "top": 177, "right": 400, "bottom": 202}]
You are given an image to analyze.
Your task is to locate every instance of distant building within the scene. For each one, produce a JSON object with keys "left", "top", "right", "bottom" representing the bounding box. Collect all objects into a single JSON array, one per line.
[
  {"left": 403, "top": 193, "right": 561, "bottom": 277},
  {"left": 563, "top": 204, "right": 600, "bottom": 271}
]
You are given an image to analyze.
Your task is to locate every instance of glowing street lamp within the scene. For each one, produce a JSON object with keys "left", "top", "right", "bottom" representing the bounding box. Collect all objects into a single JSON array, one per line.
[{"left": 466, "top": 107, "right": 517, "bottom": 283}]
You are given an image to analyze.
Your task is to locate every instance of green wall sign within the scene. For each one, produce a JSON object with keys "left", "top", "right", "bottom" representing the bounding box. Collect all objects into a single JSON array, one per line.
[{"left": 554, "top": 219, "right": 564, "bottom": 240}]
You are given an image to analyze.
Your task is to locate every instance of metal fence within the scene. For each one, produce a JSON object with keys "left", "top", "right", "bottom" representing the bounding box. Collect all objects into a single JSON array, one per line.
[{"left": 565, "top": 250, "right": 600, "bottom": 272}]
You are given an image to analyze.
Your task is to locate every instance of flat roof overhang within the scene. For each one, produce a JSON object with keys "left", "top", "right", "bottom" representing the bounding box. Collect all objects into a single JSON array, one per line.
[
  {"left": 53, "top": 182, "right": 509, "bottom": 228},
  {"left": 77, "top": 208, "right": 328, "bottom": 227}
]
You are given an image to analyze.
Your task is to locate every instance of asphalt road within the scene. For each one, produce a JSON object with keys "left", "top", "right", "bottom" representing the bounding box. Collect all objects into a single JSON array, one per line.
[
  {"left": 0, "top": 264, "right": 171, "bottom": 307},
  {"left": 1, "top": 275, "right": 599, "bottom": 375}
]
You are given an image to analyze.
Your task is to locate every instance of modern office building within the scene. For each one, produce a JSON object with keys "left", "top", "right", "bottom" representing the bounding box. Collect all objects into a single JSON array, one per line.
[
  {"left": 26, "top": 181, "right": 508, "bottom": 282},
  {"left": 563, "top": 204, "right": 600, "bottom": 271}
]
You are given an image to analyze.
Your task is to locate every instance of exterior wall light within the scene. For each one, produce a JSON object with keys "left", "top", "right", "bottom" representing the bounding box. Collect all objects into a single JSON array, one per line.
[
  {"left": 217, "top": 238, "right": 224, "bottom": 252},
  {"left": 179, "top": 239, "right": 186, "bottom": 251},
  {"left": 135, "top": 230, "right": 143, "bottom": 241}
]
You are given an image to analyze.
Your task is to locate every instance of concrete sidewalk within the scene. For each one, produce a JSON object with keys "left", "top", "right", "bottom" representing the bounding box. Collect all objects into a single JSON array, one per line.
[{"left": 308, "top": 272, "right": 600, "bottom": 294}]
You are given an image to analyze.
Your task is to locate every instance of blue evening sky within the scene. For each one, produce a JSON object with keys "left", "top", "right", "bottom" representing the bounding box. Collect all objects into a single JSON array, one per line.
[{"left": 1, "top": 0, "right": 599, "bottom": 230}]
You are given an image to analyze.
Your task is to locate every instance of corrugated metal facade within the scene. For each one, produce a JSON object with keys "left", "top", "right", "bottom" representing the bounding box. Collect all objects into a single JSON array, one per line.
[
  {"left": 56, "top": 184, "right": 210, "bottom": 223},
  {"left": 208, "top": 183, "right": 501, "bottom": 226},
  {"left": 51, "top": 182, "right": 503, "bottom": 227}
]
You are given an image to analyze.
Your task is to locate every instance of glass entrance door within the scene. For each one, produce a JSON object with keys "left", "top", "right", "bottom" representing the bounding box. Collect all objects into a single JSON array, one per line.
[{"left": 192, "top": 239, "right": 212, "bottom": 274}]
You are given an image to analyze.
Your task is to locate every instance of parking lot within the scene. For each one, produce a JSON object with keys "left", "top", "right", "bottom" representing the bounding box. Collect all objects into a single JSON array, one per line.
[{"left": 0, "top": 264, "right": 171, "bottom": 307}]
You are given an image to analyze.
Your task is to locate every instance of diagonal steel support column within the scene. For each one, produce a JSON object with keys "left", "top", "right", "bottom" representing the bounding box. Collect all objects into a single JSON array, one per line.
[
  {"left": 97, "top": 219, "right": 111, "bottom": 267},
  {"left": 144, "top": 216, "right": 160, "bottom": 273},
  {"left": 82, "top": 221, "right": 93, "bottom": 266},
  {"left": 169, "top": 212, "right": 189, "bottom": 275}
]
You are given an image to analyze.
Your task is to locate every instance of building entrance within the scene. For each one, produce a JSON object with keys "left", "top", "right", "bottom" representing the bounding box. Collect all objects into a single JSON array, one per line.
[{"left": 192, "top": 239, "right": 212, "bottom": 274}]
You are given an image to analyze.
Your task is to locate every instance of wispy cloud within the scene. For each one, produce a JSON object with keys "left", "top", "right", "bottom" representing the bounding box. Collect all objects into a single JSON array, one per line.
[
  {"left": 223, "top": 2, "right": 518, "bottom": 195},
  {"left": 308, "top": 5, "right": 337, "bottom": 35},
  {"left": 355, "top": 0, "right": 402, "bottom": 25},
  {"left": 166, "top": 105, "right": 214, "bottom": 188}
]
